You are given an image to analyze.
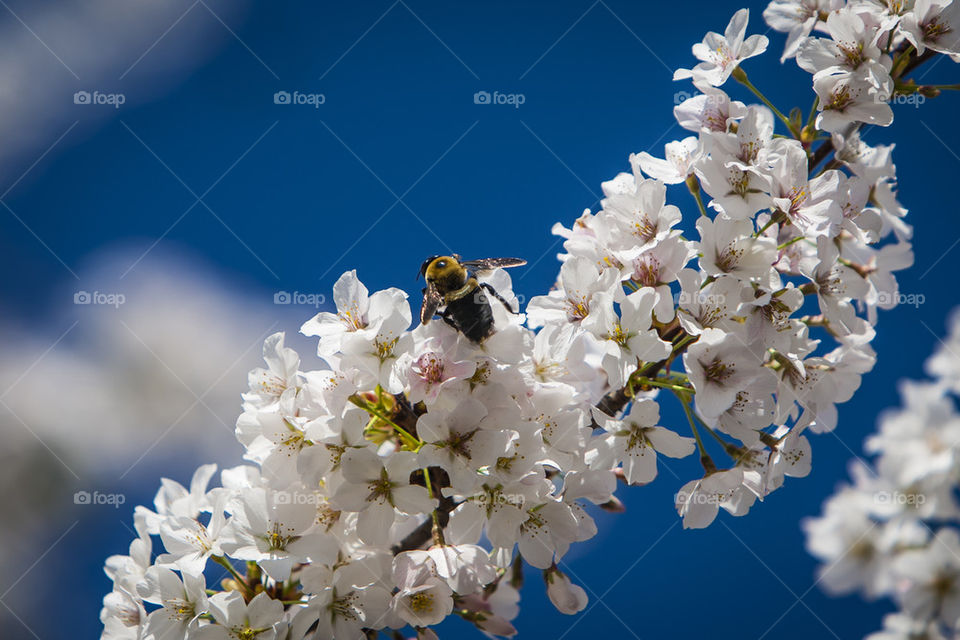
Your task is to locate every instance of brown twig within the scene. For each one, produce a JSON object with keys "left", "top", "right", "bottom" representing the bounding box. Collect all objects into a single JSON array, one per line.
[{"left": 393, "top": 492, "right": 460, "bottom": 553}]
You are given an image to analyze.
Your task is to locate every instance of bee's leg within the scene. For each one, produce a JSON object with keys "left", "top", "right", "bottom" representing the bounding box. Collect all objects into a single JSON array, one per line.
[
  {"left": 444, "top": 277, "right": 479, "bottom": 303},
  {"left": 480, "top": 283, "right": 517, "bottom": 314}
]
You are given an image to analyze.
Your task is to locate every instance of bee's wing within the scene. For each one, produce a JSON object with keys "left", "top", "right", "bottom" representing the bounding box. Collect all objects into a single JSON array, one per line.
[
  {"left": 461, "top": 257, "right": 527, "bottom": 275},
  {"left": 420, "top": 284, "right": 443, "bottom": 324}
]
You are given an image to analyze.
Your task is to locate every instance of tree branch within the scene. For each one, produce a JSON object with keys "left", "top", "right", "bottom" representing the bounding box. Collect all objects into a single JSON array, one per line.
[{"left": 393, "top": 493, "right": 459, "bottom": 553}]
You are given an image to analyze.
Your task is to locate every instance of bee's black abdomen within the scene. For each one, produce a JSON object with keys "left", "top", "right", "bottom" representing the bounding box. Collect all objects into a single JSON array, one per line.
[{"left": 444, "top": 288, "right": 494, "bottom": 343}]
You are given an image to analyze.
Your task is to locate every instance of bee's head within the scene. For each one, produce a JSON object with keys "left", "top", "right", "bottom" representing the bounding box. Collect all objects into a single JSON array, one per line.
[
  {"left": 418, "top": 255, "right": 442, "bottom": 280},
  {"left": 420, "top": 254, "right": 465, "bottom": 283}
]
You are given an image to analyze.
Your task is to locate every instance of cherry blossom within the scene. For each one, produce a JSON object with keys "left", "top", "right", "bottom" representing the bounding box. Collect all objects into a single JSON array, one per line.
[
  {"left": 674, "top": 9, "right": 770, "bottom": 86},
  {"left": 764, "top": 0, "right": 838, "bottom": 61},
  {"left": 901, "top": 0, "right": 960, "bottom": 55},
  {"left": 593, "top": 398, "right": 696, "bottom": 484},
  {"left": 634, "top": 137, "right": 701, "bottom": 184},
  {"left": 99, "top": 5, "right": 957, "bottom": 637},
  {"left": 807, "top": 308, "right": 960, "bottom": 638}
]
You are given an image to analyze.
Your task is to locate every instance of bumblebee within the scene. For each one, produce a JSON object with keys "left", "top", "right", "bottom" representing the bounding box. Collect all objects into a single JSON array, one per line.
[{"left": 418, "top": 254, "right": 526, "bottom": 343}]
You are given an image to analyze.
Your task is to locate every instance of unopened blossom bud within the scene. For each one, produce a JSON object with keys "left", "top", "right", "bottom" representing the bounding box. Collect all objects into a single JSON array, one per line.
[
  {"left": 544, "top": 567, "right": 588, "bottom": 615},
  {"left": 600, "top": 496, "right": 627, "bottom": 512}
]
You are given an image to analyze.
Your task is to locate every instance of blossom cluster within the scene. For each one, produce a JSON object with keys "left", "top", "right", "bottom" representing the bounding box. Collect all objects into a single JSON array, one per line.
[
  {"left": 805, "top": 308, "right": 960, "bottom": 640},
  {"left": 99, "top": 3, "right": 958, "bottom": 638}
]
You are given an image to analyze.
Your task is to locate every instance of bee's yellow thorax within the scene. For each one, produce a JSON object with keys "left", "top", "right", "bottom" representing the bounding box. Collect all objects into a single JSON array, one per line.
[{"left": 426, "top": 256, "right": 467, "bottom": 290}]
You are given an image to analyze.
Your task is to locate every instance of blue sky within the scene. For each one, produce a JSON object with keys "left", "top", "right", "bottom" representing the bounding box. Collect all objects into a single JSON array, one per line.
[{"left": 3, "top": 1, "right": 960, "bottom": 638}]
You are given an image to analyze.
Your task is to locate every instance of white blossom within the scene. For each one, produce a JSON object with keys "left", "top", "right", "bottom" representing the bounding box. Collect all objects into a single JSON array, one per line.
[
  {"left": 194, "top": 592, "right": 284, "bottom": 640},
  {"left": 674, "top": 9, "right": 770, "bottom": 86},
  {"left": 99, "top": 5, "right": 949, "bottom": 636}
]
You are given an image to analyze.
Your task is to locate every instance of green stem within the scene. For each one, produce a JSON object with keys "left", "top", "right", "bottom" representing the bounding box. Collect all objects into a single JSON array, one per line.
[
  {"left": 423, "top": 467, "right": 435, "bottom": 499},
  {"left": 688, "top": 407, "right": 746, "bottom": 462},
  {"left": 697, "top": 416, "right": 726, "bottom": 447},
  {"left": 755, "top": 216, "right": 777, "bottom": 238},
  {"left": 890, "top": 45, "right": 915, "bottom": 80},
  {"left": 657, "top": 370, "right": 691, "bottom": 382},
  {"left": 212, "top": 556, "right": 252, "bottom": 594},
  {"left": 755, "top": 209, "right": 789, "bottom": 237},
  {"left": 805, "top": 95, "right": 819, "bottom": 130},
  {"left": 659, "top": 334, "right": 697, "bottom": 373},
  {"left": 349, "top": 395, "right": 420, "bottom": 449},
  {"left": 777, "top": 235, "right": 806, "bottom": 251},
  {"left": 635, "top": 377, "right": 692, "bottom": 394},
  {"left": 685, "top": 174, "right": 708, "bottom": 218},
  {"left": 672, "top": 334, "right": 698, "bottom": 353},
  {"left": 673, "top": 389, "right": 716, "bottom": 473},
  {"left": 732, "top": 67, "right": 797, "bottom": 137},
  {"left": 422, "top": 468, "right": 445, "bottom": 546}
]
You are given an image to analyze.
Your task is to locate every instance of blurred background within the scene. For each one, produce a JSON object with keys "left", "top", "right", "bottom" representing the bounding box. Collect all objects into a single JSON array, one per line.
[{"left": 1, "top": 1, "right": 958, "bottom": 638}]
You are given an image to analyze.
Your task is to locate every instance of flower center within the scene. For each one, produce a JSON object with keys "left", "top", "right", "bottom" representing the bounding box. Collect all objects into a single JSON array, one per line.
[
  {"left": 256, "top": 372, "right": 286, "bottom": 397},
  {"left": 739, "top": 140, "right": 760, "bottom": 165},
  {"left": 703, "top": 358, "right": 734, "bottom": 385},
  {"left": 280, "top": 420, "right": 306, "bottom": 451},
  {"left": 409, "top": 592, "right": 435, "bottom": 614},
  {"left": 818, "top": 269, "right": 845, "bottom": 297},
  {"left": 374, "top": 335, "right": 400, "bottom": 360},
  {"left": 367, "top": 470, "right": 394, "bottom": 504},
  {"left": 265, "top": 521, "right": 297, "bottom": 551},
  {"left": 444, "top": 429, "right": 478, "bottom": 460},
  {"left": 165, "top": 598, "right": 195, "bottom": 621},
  {"left": 317, "top": 502, "right": 341, "bottom": 530},
  {"left": 710, "top": 44, "right": 734, "bottom": 71},
  {"left": 338, "top": 304, "right": 366, "bottom": 331},
  {"left": 825, "top": 83, "right": 855, "bottom": 112},
  {"left": 566, "top": 298, "right": 590, "bottom": 321},
  {"left": 608, "top": 322, "right": 631, "bottom": 347},
  {"left": 728, "top": 167, "right": 751, "bottom": 197},
  {"left": 624, "top": 424, "right": 651, "bottom": 452},
  {"left": 633, "top": 215, "right": 657, "bottom": 243},
  {"left": 326, "top": 443, "right": 346, "bottom": 469},
  {"left": 716, "top": 240, "right": 744, "bottom": 273},
  {"left": 534, "top": 360, "right": 567, "bottom": 381},
  {"left": 788, "top": 186, "right": 808, "bottom": 214},
  {"left": 633, "top": 255, "right": 661, "bottom": 287},
  {"left": 413, "top": 352, "right": 445, "bottom": 384},
  {"left": 331, "top": 591, "right": 360, "bottom": 620},
  {"left": 521, "top": 511, "right": 546, "bottom": 535},
  {"left": 703, "top": 103, "right": 727, "bottom": 132},
  {"left": 837, "top": 41, "right": 864, "bottom": 69},
  {"left": 759, "top": 298, "right": 792, "bottom": 331},
  {"left": 924, "top": 17, "right": 953, "bottom": 43},
  {"left": 468, "top": 362, "right": 491, "bottom": 388},
  {"left": 189, "top": 521, "right": 212, "bottom": 554},
  {"left": 538, "top": 413, "right": 557, "bottom": 440}
]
